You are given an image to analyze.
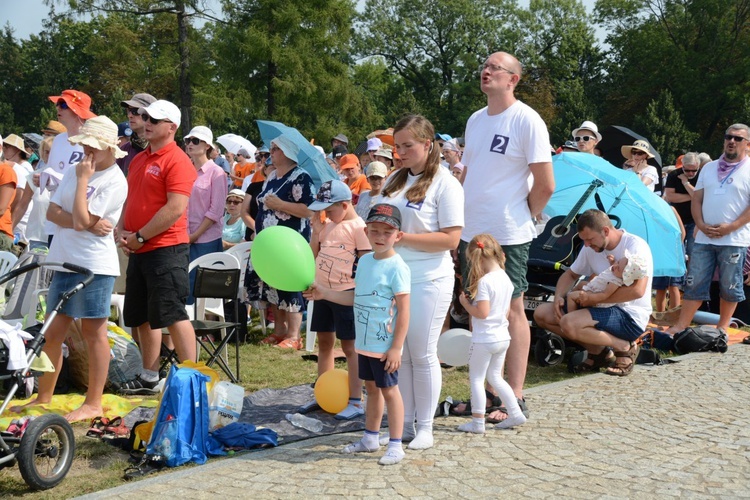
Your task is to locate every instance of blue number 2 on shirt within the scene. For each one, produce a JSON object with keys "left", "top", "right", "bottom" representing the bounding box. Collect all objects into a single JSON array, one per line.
[{"left": 490, "top": 134, "right": 509, "bottom": 155}]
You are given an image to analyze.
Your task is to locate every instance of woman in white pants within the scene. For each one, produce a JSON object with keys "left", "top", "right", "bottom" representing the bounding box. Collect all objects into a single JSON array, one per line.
[{"left": 379, "top": 114, "right": 464, "bottom": 449}]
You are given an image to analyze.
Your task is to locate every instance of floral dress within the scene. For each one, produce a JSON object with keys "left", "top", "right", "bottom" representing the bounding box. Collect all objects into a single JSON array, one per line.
[{"left": 245, "top": 166, "right": 314, "bottom": 311}]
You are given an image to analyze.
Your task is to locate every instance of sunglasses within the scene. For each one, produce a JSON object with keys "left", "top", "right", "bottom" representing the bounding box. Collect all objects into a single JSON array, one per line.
[
  {"left": 683, "top": 169, "right": 698, "bottom": 173},
  {"left": 226, "top": 199, "right": 242, "bottom": 205},
  {"left": 574, "top": 136, "right": 594, "bottom": 142},
  {"left": 184, "top": 137, "right": 202, "bottom": 146},
  {"left": 724, "top": 134, "right": 747, "bottom": 142},
  {"left": 127, "top": 106, "right": 140, "bottom": 116},
  {"left": 631, "top": 150, "right": 648, "bottom": 156},
  {"left": 56, "top": 100, "right": 69, "bottom": 110},
  {"left": 367, "top": 176, "right": 384, "bottom": 181},
  {"left": 141, "top": 114, "right": 167, "bottom": 125}
]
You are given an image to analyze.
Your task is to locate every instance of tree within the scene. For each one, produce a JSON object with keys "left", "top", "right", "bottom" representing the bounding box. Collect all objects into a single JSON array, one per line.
[{"left": 634, "top": 89, "right": 698, "bottom": 164}]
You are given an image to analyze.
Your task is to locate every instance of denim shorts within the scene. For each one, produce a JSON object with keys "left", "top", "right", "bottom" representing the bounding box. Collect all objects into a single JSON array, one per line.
[
  {"left": 459, "top": 240, "right": 529, "bottom": 299},
  {"left": 358, "top": 353, "right": 398, "bottom": 388},
  {"left": 652, "top": 275, "right": 685, "bottom": 290},
  {"left": 48, "top": 272, "right": 115, "bottom": 319},
  {"left": 684, "top": 243, "right": 746, "bottom": 302},
  {"left": 310, "top": 298, "right": 355, "bottom": 341},
  {"left": 588, "top": 306, "right": 644, "bottom": 342}
]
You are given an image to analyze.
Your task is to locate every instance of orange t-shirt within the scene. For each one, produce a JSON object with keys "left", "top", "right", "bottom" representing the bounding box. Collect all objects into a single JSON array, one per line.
[
  {"left": 346, "top": 175, "right": 371, "bottom": 195},
  {"left": 0, "top": 162, "right": 17, "bottom": 238},
  {"left": 250, "top": 167, "right": 266, "bottom": 183},
  {"left": 124, "top": 142, "right": 197, "bottom": 253},
  {"left": 233, "top": 162, "right": 252, "bottom": 188}
]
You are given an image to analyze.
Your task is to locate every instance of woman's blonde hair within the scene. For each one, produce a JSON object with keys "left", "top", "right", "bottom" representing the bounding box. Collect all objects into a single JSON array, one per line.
[
  {"left": 465, "top": 233, "right": 505, "bottom": 299},
  {"left": 39, "top": 136, "right": 55, "bottom": 164},
  {"left": 382, "top": 114, "right": 441, "bottom": 204}
]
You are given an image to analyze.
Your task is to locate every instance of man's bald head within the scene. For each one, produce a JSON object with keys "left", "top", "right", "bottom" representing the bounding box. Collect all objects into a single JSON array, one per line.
[{"left": 489, "top": 51, "right": 523, "bottom": 78}]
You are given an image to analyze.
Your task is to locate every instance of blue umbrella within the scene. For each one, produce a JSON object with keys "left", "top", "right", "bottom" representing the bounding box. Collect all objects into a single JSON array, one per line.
[
  {"left": 542, "top": 152, "right": 685, "bottom": 277},
  {"left": 256, "top": 120, "right": 338, "bottom": 190}
]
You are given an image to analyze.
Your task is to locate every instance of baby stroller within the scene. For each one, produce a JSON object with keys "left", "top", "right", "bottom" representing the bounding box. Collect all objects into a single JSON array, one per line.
[{"left": 0, "top": 262, "right": 93, "bottom": 490}]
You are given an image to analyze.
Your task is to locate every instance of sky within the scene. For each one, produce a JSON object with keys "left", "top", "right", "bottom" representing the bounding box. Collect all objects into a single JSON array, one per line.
[{"left": 6, "top": 0, "right": 604, "bottom": 42}]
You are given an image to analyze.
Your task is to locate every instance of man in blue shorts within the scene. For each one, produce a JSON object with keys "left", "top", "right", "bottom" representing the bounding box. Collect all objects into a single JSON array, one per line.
[{"left": 534, "top": 209, "right": 653, "bottom": 377}]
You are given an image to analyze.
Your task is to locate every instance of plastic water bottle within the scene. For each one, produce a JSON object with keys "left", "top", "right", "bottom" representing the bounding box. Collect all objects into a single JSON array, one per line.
[{"left": 285, "top": 413, "right": 323, "bottom": 433}]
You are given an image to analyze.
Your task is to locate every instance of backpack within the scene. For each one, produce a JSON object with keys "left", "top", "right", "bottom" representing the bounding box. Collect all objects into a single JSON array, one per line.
[{"left": 672, "top": 326, "right": 728, "bottom": 355}]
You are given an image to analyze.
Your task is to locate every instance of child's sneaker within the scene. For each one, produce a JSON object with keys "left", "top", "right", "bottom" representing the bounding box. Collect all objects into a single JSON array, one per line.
[{"left": 378, "top": 446, "right": 405, "bottom": 465}]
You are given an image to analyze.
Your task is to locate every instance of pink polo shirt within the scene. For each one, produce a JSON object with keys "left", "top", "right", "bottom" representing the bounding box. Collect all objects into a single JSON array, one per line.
[{"left": 188, "top": 159, "right": 228, "bottom": 243}]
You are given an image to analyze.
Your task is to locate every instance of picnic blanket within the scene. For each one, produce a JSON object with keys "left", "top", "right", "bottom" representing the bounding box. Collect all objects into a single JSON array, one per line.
[
  {"left": 0, "top": 394, "right": 158, "bottom": 429},
  {"left": 239, "top": 384, "right": 367, "bottom": 445}
]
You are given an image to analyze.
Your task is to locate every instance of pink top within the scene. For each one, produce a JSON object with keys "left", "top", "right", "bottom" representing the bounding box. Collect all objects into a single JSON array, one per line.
[{"left": 188, "top": 159, "right": 228, "bottom": 243}]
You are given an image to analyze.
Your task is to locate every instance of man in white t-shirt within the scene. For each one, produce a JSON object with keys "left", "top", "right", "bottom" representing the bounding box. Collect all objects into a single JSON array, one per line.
[
  {"left": 667, "top": 123, "right": 750, "bottom": 334},
  {"left": 459, "top": 52, "right": 555, "bottom": 417},
  {"left": 534, "top": 209, "right": 653, "bottom": 376}
]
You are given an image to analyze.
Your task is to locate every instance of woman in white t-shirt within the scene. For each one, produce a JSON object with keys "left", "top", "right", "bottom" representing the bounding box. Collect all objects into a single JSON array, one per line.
[
  {"left": 622, "top": 140, "right": 658, "bottom": 191},
  {"left": 378, "top": 114, "right": 464, "bottom": 450},
  {"left": 14, "top": 116, "right": 128, "bottom": 423}
]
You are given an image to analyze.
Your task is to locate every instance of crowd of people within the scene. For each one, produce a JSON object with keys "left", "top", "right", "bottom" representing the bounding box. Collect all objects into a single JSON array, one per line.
[{"left": 2, "top": 49, "right": 749, "bottom": 465}]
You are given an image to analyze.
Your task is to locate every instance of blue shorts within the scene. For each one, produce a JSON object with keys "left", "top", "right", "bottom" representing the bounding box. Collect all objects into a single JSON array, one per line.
[
  {"left": 652, "top": 275, "right": 684, "bottom": 290},
  {"left": 588, "top": 306, "right": 644, "bottom": 342},
  {"left": 310, "top": 298, "right": 355, "bottom": 341},
  {"left": 48, "top": 272, "right": 115, "bottom": 319},
  {"left": 684, "top": 244, "right": 746, "bottom": 302},
  {"left": 358, "top": 354, "right": 398, "bottom": 388}
]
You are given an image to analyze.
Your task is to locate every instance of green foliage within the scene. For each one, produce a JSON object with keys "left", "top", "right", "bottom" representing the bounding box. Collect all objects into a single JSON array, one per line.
[{"left": 634, "top": 89, "right": 699, "bottom": 165}]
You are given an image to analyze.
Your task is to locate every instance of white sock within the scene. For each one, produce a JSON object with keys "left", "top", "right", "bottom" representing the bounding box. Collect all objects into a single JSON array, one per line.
[
  {"left": 380, "top": 422, "right": 415, "bottom": 446},
  {"left": 407, "top": 426, "right": 434, "bottom": 450},
  {"left": 141, "top": 369, "right": 159, "bottom": 382},
  {"left": 494, "top": 414, "right": 527, "bottom": 430},
  {"left": 379, "top": 443, "right": 405, "bottom": 465},
  {"left": 457, "top": 417, "right": 485, "bottom": 434}
]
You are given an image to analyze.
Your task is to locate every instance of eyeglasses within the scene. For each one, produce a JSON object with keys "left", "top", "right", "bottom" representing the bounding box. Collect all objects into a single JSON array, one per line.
[
  {"left": 226, "top": 199, "right": 242, "bottom": 205},
  {"left": 127, "top": 106, "right": 140, "bottom": 116},
  {"left": 184, "top": 137, "right": 202, "bottom": 146},
  {"left": 479, "top": 63, "right": 515, "bottom": 75},
  {"left": 631, "top": 150, "right": 648, "bottom": 156},
  {"left": 574, "top": 136, "right": 594, "bottom": 142},
  {"left": 141, "top": 114, "right": 167, "bottom": 125},
  {"left": 56, "top": 100, "right": 69, "bottom": 110},
  {"left": 724, "top": 134, "right": 747, "bottom": 142},
  {"left": 270, "top": 146, "right": 281, "bottom": 154},
  {"left": 682, "top": 169, "right": 698, "bottom": 173}
]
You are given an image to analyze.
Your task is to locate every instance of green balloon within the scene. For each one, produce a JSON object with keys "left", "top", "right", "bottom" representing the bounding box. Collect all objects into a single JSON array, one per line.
[{"left": 251, "top": 226, "right": 315, "bottom": 292}]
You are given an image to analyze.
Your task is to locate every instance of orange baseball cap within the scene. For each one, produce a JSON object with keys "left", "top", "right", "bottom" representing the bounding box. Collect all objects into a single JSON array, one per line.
[{"left": 338, "top": 153, "right": 360, "bottom": 170}]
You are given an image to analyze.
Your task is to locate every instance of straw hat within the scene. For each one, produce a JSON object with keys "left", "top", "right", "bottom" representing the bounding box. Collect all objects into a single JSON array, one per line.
[
  {"left": 2, "top": 134, "right": 29, "bottom": 158},
  {"left": 621, "top": 139, "right": 655, "bottom": 160},
  {"left": 42, "top": 120, "right": 67, "bottom": 136},
  {"left": 67, "top": 116, "right": 127, "bottom": 159}
]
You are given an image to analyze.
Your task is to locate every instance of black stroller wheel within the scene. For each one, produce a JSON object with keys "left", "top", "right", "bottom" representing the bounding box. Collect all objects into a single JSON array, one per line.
[
  {"left": 18, "top": 414, "right": 75, "bottom": 490},
  {"left": 534, "top": 332, "right": 565, "bottom": 367}
]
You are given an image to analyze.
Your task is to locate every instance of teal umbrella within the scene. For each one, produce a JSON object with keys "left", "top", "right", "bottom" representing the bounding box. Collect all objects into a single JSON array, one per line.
[
  {"left": 541, "top": 152, "right": 685, "bottom": 277},
  {"left": 256, "top": 120, "right": 337, "bottom": 190}
]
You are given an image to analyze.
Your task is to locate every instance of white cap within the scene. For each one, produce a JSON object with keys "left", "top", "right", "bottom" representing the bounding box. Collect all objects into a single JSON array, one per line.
[
  {"left": 184, "top": 125, "right": 213, "bottom": 145},
  {"left": 141, "top": 100, "right": 181, "bottom": 126},
  {"left": 366, "top": 137, "right": 383, "bottom": 151},
  {"left": 572, "top": 120, "right": 602, "bottom": 142}
]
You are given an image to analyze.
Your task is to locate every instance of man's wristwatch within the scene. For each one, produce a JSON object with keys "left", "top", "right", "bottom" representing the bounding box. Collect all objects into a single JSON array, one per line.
[{"left": 135, "top": 231, "right": 147, "bottom": 244}]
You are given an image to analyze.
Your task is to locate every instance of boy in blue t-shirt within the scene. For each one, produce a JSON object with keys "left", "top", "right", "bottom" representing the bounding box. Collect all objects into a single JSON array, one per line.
[{"left": 304, "top": 203, "right": 410, "bottom": 465}]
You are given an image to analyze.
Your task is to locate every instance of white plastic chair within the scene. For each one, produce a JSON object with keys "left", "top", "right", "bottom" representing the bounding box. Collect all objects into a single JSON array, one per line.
[{"left": 0, "top": 251, "right": 18, "bottom": 278}]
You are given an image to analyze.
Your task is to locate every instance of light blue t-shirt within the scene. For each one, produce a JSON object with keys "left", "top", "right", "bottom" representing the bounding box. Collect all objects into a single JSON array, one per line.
[{"left": 353, "top": 253, "right": 411, "bottom": 356}]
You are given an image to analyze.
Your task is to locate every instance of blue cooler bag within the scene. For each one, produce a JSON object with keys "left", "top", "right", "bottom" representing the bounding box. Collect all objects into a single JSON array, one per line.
[{"left": 147, "top": 365, "right": 211, "bottom": 467}]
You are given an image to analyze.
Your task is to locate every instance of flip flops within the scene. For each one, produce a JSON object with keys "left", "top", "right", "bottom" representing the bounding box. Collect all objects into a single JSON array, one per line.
[{"left": 86, "top": 416, "right": 129, "bottom": 439}]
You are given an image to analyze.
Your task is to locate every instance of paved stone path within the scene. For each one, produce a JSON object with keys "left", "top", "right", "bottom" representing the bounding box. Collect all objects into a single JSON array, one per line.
[{"left": 78, "top": 346, "right": 750, "bottom": 499}]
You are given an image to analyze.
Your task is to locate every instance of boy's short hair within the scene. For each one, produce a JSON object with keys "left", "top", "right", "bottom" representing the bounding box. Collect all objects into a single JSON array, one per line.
[{"left": 366, "top": 204, "right": 402, "bottom": 230}]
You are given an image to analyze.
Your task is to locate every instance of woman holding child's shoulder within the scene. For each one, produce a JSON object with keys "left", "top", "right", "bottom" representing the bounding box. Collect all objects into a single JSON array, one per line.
[{"left": 380, "top": 114, "right": 464, "bottom": 450}]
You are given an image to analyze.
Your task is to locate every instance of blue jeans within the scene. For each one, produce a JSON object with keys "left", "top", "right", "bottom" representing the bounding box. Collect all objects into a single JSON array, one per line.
[{"left": 684, "top": 243, "right": 746, "bottom": 302}]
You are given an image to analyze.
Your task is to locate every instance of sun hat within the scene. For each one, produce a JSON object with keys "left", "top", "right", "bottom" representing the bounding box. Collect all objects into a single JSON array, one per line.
[
  {"left": 184, "top": 125, "right": 213, "bottom": 145},
  {"left": 373, "top": 147, "right": 392, "bottom": 160},
  {"left": 308, "top": 180, "right": 352, "bottom": 210},
  {"left": 366, "top": 203, "right": 402, "bottom": 230},
  {"left": 366, "top": 137, "right": 383, "bottom": 151},
  {"left": 140, "top": 100, "right": 181, "bottom": 126},
  {"left": 2, "top": 134, "right": 28, "bottom": 158},
  {"left": 42, "top": 120, "right": 66, "bottom": 136},
  {"left": 67, "top": 116, "right": 127, "bottom": 159},
  {"left": 442, "top": 138, "right": 461, "bottom": 152},
  {"left": 313, "top": 145, "right": 326, "bottom": 158},
  {"left": 271, "top": 134, "right": 300, "bottom": 164},
  {"left": 226, "top": 188, "right": 245, "bottom": 200},
  {"left": 366, "top": 161, "right": 388, "bottom": 178},
  {"left": 258, "top": 145, "right": 270, "bottom": 154},
  {"left": 435, "top": 133, "right": 452, "bottom": 142},
  {"left": 562, "top": 140, "right": 579, "bottom": 151},
  {"left": 622, "top": 252, "right": 649, "bottom": 286},
  {"left": 236, "top": 148, "right": 251, "bottom": 158},
  {"left": 121, "top": 93, "right": 156, "bottom": 110},
  {"left": 572, "top": 120, "right": 602, "bottom": 142},
  {"left": 332, "top": 133, "right": 349, "bottom": 145},
  {"left": 48, "top": 89, "right": 96, "bottom": 120},
  {"left": 621, "top": 139, "right": 655, "bottom": 160},
  {"left": 338, "top": 154, "right": 359, "bottom": 170}
]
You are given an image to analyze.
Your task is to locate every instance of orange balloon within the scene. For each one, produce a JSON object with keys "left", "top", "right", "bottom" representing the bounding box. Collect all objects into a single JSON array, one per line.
[{"left": 314, "top": 369, "right": 349, "bottom": 414}]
